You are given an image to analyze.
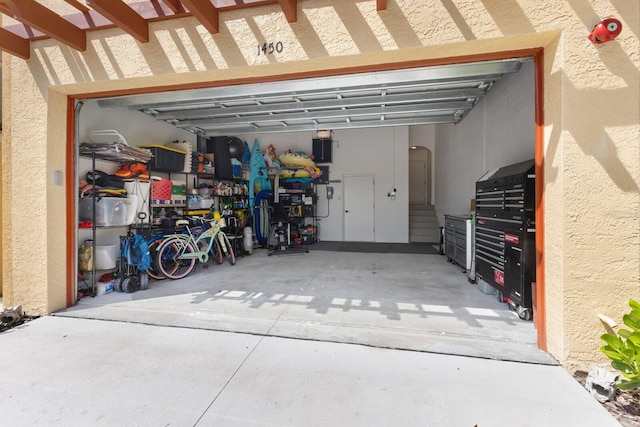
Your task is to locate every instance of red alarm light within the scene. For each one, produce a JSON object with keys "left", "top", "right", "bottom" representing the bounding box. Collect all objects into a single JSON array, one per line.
[{"left": 589, "top": 18, "right": 622, "bottom": 45}]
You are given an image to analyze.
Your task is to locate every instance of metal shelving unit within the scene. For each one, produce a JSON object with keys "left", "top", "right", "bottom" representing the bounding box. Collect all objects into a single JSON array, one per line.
[{"left": 78, "top": 137, "right": 152, "bottom": 296}]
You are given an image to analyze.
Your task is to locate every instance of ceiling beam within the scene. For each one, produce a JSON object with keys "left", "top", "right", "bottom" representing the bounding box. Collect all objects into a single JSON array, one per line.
[
  {"left": 152, "top": 89, "right": 485, "bottom": 120},
  {"left": 65, "top": 0, "right": 90, "bottom": 13},
  {"left": 160, "top": 0, "right": 186, "bottom": 14},
  {"left": 4, "top": 0, "right": 86, "bottom": 51},
  {"left": 87, "top": 0, "right": 150, "bottom": 43},
  {"left": 376, "top": 0, "right": 386, "bottom": 11},
  {"left": 174, "top": 101, "right": 472, "bottom": 127},
  {"left": 98, "top": 59, "right": 523, "bottom": 109},
  {"left": 196, "top": 115, "right": 457, "bottom": 136},
  {"left": 277, "top": 0, "right": 296, "bottom": 23},
  {"left": 0, "top": 27, "right": 30, "bottom": 59},
  {"left": 180, "top": 0, "right": 219, "bottom": 34}
]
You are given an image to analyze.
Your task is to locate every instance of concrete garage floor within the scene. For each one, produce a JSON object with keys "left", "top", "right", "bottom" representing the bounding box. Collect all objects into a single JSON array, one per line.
[
  {"left": 57, "top": 246, "right": 555, "bottom": 365},
  {"left": 2, "top": 246, "right": 620, "bottom": 426}
]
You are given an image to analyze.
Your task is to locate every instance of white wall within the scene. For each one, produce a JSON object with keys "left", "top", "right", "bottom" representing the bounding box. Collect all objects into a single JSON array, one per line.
[
  {"left": 237, "top": 127, "right": 409, "bottom": 243},
  {"left": 238, "top": 132, "right": 311, "bottom": 156},
  {"left": 78, "top": 100, "right": 196, "bottom": 147},
  {"left": 318, "top": 127, "right": 408, "bottom": 243},
  {"left": 433, "top": 60, "right": 535, "bottom": 223}
]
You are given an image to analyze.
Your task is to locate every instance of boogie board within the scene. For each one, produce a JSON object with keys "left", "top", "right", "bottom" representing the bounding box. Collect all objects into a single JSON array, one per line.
[
  {"left": 249, "top": 139, "right": 271, "bottom": 214},
  {"left": 253, "top": 189, "right": 274, "bottom": 245}
]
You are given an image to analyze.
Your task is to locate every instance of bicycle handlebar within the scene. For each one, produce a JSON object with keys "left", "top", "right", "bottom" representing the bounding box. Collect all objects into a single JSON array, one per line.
[
  {"left": 173, "top": 216, "right": 224, "bottom": 229},
  {"left": 187, "top": 216, "right": 217, "bottom": 223}
]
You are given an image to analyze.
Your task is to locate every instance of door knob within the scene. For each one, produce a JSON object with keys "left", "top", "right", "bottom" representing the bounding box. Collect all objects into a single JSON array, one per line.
[{"left": 345, "top": 210, "right": 350, "bottom": 213}]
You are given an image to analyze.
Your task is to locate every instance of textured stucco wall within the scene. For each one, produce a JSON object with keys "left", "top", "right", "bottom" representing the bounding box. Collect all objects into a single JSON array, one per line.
[
  {"left": 2, "top": 0, "right": 639, "bottom": 370},
  {"left": 540, "top": 2, "right": 639, "bottom": 371}
]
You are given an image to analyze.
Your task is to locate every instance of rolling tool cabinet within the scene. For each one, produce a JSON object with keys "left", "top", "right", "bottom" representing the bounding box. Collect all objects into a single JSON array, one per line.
[
  {"left": 444, "top": 215, "right": 472, "bottom": 274},
  {"left": 474, "top": 159, "right": 536, "bottom": 320}
]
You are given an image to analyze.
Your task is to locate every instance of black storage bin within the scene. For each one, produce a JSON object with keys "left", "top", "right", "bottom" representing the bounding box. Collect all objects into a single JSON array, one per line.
[
  {"left": 475, "top": 159, "right": 536, "bottom": 321},
  {"left": 140, "top": 145, "right": 186, "bottom": 172}
]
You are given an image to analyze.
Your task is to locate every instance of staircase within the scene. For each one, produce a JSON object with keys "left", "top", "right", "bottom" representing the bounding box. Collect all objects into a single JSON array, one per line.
[{"left": 409, "top": 204, "right": 441, "bottom": 243}]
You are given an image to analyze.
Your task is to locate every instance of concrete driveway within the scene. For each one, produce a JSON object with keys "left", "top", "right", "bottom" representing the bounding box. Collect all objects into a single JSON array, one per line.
[{"left": 0, "top": 316, "right": 618, "bottom": 426}]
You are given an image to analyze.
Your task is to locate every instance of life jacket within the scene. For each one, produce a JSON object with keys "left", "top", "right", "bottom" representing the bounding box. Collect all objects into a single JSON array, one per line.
[{"left": 114, "top": 162, "right": 149, "bottom": 179}]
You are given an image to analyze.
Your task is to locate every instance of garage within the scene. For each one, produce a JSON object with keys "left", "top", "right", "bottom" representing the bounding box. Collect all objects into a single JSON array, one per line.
[
  {"left": 2, "top": 0, "right": 637, "bottom": 371},
  {"left": 58, "top": 54, "right": 553, "bottom": 364}
]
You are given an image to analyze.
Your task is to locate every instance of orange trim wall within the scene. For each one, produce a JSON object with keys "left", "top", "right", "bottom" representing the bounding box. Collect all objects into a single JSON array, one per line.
[
  {"left": 65, "top": 48, "right": 547, "bottom": 350},
  {"left": 534, "top": 50, "right": 546, "bottom": 350},
  {"left": 66, "top": 96, "right": 77, "bottom": 307}
]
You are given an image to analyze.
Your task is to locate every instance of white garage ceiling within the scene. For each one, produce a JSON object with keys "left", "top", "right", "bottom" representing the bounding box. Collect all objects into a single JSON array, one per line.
[{"left": 95, "top": 58, "right": 529, "bottom": 136}]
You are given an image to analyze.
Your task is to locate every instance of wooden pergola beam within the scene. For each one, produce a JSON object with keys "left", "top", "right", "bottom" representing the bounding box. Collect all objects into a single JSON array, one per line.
[
  {"left": 180, "top": 0, "right": 219, "bottom": 34},
  {"left": 65, "top": 0, "right": 90, "bottom": 13},
  {"left": 0, "top": 2, "right": 14, "bottom": 16},
  {"left": 87, "top": 0, "right": 149, "bottom": 43},
  {"left": 4, "top": 0, "right": 86, "bottom": 51},
  {"left": 376, "top": 0, "right": 386, "bottom": 11},
  {"left": 160, "top": 0, "right": 185, "bottom": 14},
  {"left": 0, "top": 27, "right": 29, "bottom": 59},
  {"left": 277, "top": 0, "right": 296, "bottom": 23}
]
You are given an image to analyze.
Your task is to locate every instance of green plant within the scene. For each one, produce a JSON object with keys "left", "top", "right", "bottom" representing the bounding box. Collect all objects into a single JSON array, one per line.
[{"left": 600, "top": 299, "right": 640, "bottom": 391}]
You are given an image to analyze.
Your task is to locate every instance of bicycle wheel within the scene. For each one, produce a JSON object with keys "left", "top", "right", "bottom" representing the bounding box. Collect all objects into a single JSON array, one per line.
[
  {"left": 211, "top": 238, "right": 224, "bottom": 265},
  {"left": 146, "top": 237, "right": 167, "bottom": 280},
  {"left": 218, "top": 232, "right": 236, "bottom": 266},
  {"left": 156, "top": 237, "right": 197, "bottom": 279},
  {"left": 195, "top": 236, "right": 222, "bottom": 265}
]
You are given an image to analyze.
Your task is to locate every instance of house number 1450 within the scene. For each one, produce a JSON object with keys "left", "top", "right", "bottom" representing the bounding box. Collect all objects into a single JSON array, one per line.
[{"left": 258, "top": 42, "right": 283, "bottom": 55}]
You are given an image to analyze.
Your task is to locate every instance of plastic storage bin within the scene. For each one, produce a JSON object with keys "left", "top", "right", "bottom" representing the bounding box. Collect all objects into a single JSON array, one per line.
[
  {"left": 151, "top": 177, "right": 173, "bottom": 200},
  {"left": 79, "top": 197, "right": 128, "bottom": 227},
  {"left": 186, "top": 195, "right": 214, "bottom": 210},
  {"left": 96, "top": 281, "right": 114, "bottom": 296},
  {"left": 140, "top": 145, "right": 187, "bottom": 172},
  {"left": 78, "top": 241, "right": 118, "bottom": 271},
  {"left": 95, "top": 244, "right": 118, "bottom": 270}
]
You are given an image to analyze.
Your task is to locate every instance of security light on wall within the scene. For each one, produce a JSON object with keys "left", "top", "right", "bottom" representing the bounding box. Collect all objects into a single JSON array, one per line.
[{"left": 589, "top": 18, "right": 622, "bottom": 44}]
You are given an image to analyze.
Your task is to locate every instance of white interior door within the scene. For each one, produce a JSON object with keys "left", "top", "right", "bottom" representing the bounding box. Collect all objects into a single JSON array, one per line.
[
  {"left": 409, "top": 159, "right": 427, "bottom": 204},
  {"left": 344, "top": 174, "right": 374, "bottom": 242}
]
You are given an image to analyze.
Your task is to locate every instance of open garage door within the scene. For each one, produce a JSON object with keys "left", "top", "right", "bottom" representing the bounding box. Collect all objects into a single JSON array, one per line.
[
  {"left": 65, "top": 56, "right": 547, "bottom": 364},
  {"left": 94, "top": 59, "right": 526, "bottom": 135}
]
